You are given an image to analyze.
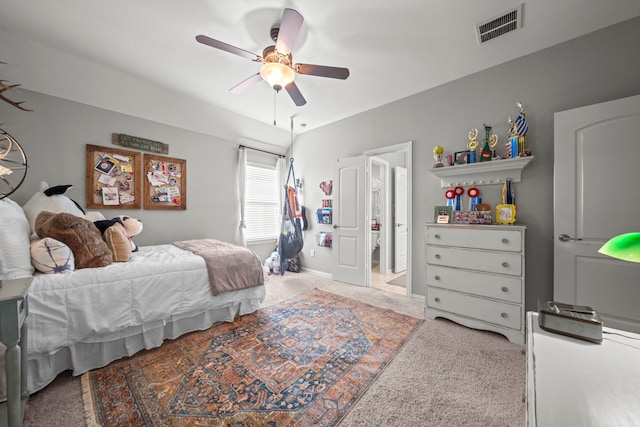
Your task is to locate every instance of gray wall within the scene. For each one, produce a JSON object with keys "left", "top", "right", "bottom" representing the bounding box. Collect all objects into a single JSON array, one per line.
[
  {"left": 0, "top": 92, "right": 281, "bottom": 258},
  {"left": 2, "top": 17, "right": 639, "bottom": 309},
  {"left": 293, "top": 16, "right": 640, "bottom": 308}
]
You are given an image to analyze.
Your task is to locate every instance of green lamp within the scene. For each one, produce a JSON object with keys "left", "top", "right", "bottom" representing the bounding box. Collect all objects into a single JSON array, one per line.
[{"left": 598, "top": 232, "right": 640, "bottom": 263}]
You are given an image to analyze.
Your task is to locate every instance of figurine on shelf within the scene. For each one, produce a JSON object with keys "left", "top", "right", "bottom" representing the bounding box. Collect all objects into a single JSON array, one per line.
[{"left": 433, "top": 145, "right": 445, "bottom": 168}]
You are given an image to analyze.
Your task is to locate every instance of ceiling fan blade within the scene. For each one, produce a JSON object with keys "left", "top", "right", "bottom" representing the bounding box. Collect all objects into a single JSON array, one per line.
[
  {"left": 275, "top": 8, "right": 304, "bottom": 55},
  {"left": 196, "top": 35, "right": 260, "bottom": 61},
  {"left": 285, "top": 81, "right": 307, "bottom": 106},
  {"left": 230, "top": 73, "right": 263, "bottom": 94},
  {"left": 295, "top": 63, "right": 350, "bottom": 80}
]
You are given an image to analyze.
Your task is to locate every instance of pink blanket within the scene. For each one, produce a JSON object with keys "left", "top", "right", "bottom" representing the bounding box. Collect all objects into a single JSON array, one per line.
[{"left": 173, "top": 238, "right": 264, "bottom": 296}]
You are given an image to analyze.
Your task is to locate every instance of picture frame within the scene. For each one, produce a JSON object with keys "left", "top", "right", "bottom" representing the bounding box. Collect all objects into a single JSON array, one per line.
[
  {"left": 86, "top": 144, "right": 141, "bottom": 209},
  {"left": 143, "top": 153, "right": 187, "bottom": 210},
  {"left": 495, "top": 203, "right": 516, "bottom": 224},
  {"left": 433, "top": 205, "right": 452, "bottom": 223},
  {"left": 451, "top": 210, "right": 493, "bottom": 224},
  {"left": 453, "top": 150, "right": 471, "bottom": 165}
]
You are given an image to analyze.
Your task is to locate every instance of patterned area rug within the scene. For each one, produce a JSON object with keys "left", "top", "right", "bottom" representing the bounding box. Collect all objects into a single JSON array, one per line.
[{"left": 82, "top": 289, "right": 422, "bottom": 426}]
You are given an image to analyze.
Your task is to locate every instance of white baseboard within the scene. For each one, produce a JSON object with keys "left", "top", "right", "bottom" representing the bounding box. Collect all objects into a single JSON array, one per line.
[{"left": 300, "top": 267, "right": 332, "bottom": 279}]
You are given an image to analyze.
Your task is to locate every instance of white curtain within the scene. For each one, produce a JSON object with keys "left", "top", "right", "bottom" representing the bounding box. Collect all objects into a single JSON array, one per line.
[
  {"left": 237, "top": 147, "right": 247, "bottom": 246},
  {"left": 276, "top": 157, "right": 287, "bottom": 219}
]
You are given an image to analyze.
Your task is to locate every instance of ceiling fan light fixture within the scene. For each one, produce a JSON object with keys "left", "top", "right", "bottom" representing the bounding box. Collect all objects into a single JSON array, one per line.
[{"left": 260, "top": 62, "right": 295, "bottom": 92}]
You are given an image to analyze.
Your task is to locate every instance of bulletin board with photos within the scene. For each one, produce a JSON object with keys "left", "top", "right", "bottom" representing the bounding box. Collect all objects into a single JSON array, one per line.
[
  {"left": 143, "top": 153, "right": 187, "bottom": 210},
  {"left": 86, "top": 144, "right": 141, "bottom": 209}
]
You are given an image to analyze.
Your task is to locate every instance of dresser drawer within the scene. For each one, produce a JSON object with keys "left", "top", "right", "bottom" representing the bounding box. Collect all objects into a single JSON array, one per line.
[
  {"left": 427, "top": 287, "right": 521, "bottom": 330},
  {"left": 426, "top": 265, "right": 522, "bottom": 304},
  {"left": 426, "top": 246, "right": 522, "bottom": 276},
  {"left": 426, "top": 226, "right": 522, "bottom": 252}
]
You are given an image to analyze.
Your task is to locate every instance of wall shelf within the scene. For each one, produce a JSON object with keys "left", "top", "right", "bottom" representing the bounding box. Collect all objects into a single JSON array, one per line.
[{"left": 429, "top": 156, "right": 534, "bottom": 188}]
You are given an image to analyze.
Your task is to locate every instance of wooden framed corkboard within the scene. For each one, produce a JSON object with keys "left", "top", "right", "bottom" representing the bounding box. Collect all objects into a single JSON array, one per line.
[
  {"left": 86, "top": 144, "right": 141, "bottom": 209},
  {"left": 143, "top": 153, "right": 187, "bottom": 210}
]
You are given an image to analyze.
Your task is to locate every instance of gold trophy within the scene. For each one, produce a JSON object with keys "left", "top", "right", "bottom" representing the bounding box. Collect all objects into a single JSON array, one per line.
[
  {"left": 468, "top": 128, "right": 478, "bottom": 163},
  {"left": 433, "top": 145, "right": 444, "bottom": 168}
]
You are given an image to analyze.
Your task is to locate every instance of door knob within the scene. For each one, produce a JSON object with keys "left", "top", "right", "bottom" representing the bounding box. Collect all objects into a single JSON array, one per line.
[
  {"left": 558, "top": 234, "right": 581, "bottom": 242},
  {"left": 333, "top": 224, "right": 338, "bottom": 229}
]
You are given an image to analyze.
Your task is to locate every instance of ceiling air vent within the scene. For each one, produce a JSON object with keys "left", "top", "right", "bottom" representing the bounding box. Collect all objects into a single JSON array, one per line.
[{"left": 476, "top": 4, "right": 523, "bottom": 44}]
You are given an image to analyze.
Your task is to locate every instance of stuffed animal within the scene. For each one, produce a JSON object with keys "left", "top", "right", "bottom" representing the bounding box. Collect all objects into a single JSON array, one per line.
[
  {"left": 263, "top": 251, "right": 281, "bottom": 275},
  {"left": 35, "top": 211, "right": 113, "bottom": 269},
  {"left": 94, "top": 216, "right": 143, "bottom": 262},
  {"left": 23, "top": 182, "right": 86, "bottom": 233}
]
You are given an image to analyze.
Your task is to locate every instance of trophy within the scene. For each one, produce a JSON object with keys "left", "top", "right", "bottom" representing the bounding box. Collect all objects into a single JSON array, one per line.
[
  {"left": 433, "top": 145, "right": 444, "bottom": 168},
  {"left": 468, "top": 128, "right": 478, "bottom": 163},
  {"left": 480, "top": 124, "right": 498, "bottom": 162}
]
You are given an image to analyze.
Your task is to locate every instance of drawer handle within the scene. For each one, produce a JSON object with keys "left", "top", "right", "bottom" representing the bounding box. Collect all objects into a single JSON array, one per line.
[
  {"left": 434, "top": 234, "right": 441, "bottom": 239},
  {"left": 435, "top": 254, "right": 441, "bottom": 259},
  {"left": 434, "top": 275, "right": 441, "bottom": 281},
  {"left": 502, "top": 238, "right": 509, "bottom": 244},
  {"left": 501, "top": 286, "right": 508, "bottom": 293},
  {"left": 502, "top": 262, "right": 509, "bottom": 268},
  {"left": 501, "top": 312, "right": 508, "bottom": 318},
  {"left": 434, "top": 297, "right": 441, "bottom": 303}
]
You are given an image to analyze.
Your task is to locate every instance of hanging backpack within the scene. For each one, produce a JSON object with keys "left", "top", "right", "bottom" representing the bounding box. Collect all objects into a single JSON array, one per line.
[{"left": 278, "top": 159, "right": 304, "bottom": 274}]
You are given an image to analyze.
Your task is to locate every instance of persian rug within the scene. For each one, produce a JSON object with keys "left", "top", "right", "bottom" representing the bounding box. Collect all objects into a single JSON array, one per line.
[{"left": 82, "top": 288, "right": 422, "bottom": 426}]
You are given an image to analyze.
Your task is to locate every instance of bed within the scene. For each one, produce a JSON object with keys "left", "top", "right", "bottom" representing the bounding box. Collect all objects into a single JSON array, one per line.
[
  {"left": 26, "top": 241, "right": 266, "bottom": 393},
  {"left": 0, "top": 198, "right": 266, "bottom": 395}
]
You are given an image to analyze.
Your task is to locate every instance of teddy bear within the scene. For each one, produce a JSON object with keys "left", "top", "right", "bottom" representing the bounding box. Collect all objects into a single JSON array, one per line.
[
  {"left": 263, "top": 251, "right": 281, "bottom": 275},
  {"left": 35, "top": 211, "right": 113, "bottom": 269}
]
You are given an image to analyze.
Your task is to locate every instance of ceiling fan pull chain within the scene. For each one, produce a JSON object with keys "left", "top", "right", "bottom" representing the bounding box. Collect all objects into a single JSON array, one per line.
[{"left": 273, "top": 90, "right": 277, "bottom": 126}]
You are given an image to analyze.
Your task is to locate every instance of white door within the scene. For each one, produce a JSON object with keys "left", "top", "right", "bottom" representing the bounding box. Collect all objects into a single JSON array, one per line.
[
  {"left": 333, "top": 155, "right": 367, "bottom": 285},
  {"left": 554, "top": 94, "right": 640, "bottom": 332},
  {"left": 393, "top": 166, "right": 408, "bottom": 273}
]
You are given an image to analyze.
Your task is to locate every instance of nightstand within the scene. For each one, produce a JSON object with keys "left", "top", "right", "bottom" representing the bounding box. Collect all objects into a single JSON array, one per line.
[{"left": 0, "top": 277, "right": 32, "bottom": 427}]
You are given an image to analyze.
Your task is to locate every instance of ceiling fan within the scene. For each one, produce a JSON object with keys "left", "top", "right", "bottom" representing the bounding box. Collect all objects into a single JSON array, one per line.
[{"left": 196, "top": 8, "right": 350, "bottom": 107}]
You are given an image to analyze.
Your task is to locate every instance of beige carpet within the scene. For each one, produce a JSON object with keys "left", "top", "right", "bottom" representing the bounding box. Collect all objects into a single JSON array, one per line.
[
  {"left": 23, "top": 271, "right": 525, "bottom": 426},
  {"left": 386, "top": 272, "right": 406, "bottom": 288}
]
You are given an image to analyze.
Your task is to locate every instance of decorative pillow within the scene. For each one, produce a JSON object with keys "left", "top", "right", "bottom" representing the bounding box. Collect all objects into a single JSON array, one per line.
[
  {"left": 30, "top": 238, "right": 75, "bottom": 274},
  {"left": 103, "top": 223, "right": 132, "bottom": 262},
  {"left": 35, "top": 211, "right": 113, "bottom": 269},
  {"left": 0, "top": 198, "right": 34, "bottom": 280}
]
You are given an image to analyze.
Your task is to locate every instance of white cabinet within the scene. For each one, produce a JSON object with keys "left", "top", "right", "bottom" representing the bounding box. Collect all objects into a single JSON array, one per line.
[{"left": 425, "top": 223, "right": 526, "bottom": 344}]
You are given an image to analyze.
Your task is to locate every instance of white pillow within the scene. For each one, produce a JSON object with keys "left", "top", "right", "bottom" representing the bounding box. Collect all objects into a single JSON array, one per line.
[
  {"left": 0, "top": 198, "right": 34, "bottom": 280},
  {"left": 30, "top": 237, "right": 75, "bottom": 274}
]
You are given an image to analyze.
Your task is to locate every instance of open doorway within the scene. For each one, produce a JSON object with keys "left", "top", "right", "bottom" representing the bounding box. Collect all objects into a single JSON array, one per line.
[{"left": 365, "top": 142, "right": 412, "bottom": 297}]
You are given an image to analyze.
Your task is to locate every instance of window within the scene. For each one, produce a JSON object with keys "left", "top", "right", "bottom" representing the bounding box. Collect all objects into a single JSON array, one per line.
[{"left": 244, "top": 162, "right": 280, "bottom": 242}]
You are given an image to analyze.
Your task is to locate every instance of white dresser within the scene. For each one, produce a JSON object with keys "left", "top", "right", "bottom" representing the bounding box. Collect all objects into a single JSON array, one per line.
[{"left": 424, "top": 223, "right": 526, "bottom": 344}]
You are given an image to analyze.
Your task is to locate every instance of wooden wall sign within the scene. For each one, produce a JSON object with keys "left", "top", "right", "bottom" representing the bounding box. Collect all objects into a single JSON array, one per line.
[{"left": 112, "top": 133, "right": 169, "bottom": 154}]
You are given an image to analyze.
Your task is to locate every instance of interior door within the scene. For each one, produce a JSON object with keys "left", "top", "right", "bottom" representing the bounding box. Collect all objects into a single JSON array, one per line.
[
  {"left": 393, "top": 166, "right": 408, "bottom": 273},
  {"left": 332, "top": 155, "right": 367, "bottom": 285},
  {"left": 554, "top": 94, "right": 640, "bottom": 332}
]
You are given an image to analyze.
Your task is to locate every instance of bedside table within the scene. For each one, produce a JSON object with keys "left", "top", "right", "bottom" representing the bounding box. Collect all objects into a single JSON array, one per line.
[{"left": 0, "top": 277, "right": 32, "bottom": 427}]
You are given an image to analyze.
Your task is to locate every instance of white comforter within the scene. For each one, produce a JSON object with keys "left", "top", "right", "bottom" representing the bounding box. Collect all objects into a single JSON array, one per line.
[{"left": 27, "top": 243, "right": 265, "bottom": 356}]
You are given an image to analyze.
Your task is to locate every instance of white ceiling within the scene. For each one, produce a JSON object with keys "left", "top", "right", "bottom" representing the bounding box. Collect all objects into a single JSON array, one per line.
[{"left": 2, "top": 0, "right": 640, "bottom": 146}]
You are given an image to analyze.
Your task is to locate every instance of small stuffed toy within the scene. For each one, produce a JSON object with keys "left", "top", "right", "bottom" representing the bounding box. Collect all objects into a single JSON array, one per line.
[
  {"left": 94, "top": 216, "right": 143, "bottom": 262},
  {"left": 263, "top": 251, "right": 280, "bottom": 275}
]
